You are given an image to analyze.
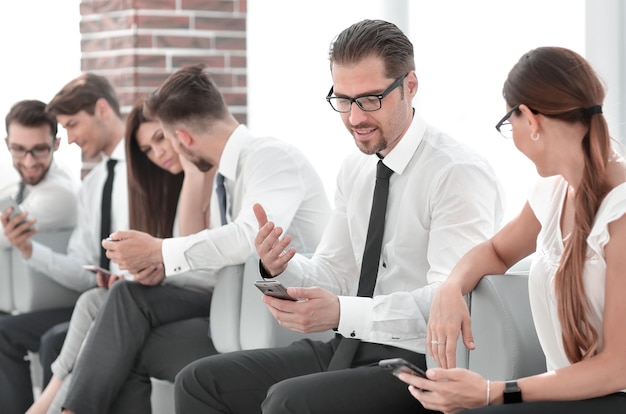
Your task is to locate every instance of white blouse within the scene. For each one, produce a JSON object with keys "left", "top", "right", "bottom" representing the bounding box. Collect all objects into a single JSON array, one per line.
[{"left": 528, "top": 175, "right": 626, "bottom": 371}]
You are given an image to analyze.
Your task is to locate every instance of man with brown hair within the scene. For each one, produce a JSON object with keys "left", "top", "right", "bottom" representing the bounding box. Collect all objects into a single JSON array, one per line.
[
  {"left": 1, "top": 99, "right": 78, "bottom": 250},
  {"left": 0, "top": 74, "right": 128, "bottom": 414},
  {"left": 59, "top": 64, "right": 331, "bottom": 414},
  {"left": 174, "top": 19, "right": 504, "bottom": 414}
]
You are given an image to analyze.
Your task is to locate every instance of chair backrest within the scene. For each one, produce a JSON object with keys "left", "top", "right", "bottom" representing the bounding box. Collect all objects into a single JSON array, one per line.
[
  {"left": 468, "top": 273, "right": 546, "bottom": 380},
  {"left": 11, "top": 229, "right": 81, "bottom": 313}
]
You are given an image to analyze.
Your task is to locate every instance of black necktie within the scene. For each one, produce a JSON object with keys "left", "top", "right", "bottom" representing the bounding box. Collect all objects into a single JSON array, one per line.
[
  {"left": 357, "top": 160, "right": 394, "bottom": 297},
  {"left": 328, "top": 159, "right": 393, "bottom": 371},
  {"left": 15, "top": 181, "right": 25, "bottom": 204},
  {"left": 100, "top": 159, "right": 117, "bottom": 270},
  {"left": 216, "top": 173, "right": 228, "bottom": 226}
]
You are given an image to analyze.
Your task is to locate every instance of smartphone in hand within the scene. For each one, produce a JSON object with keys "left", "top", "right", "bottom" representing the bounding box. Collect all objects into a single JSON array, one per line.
[
  {"left": 82, "top": 264, "right": 114, "bottom": 284},
  {"left": 0, "top": 196, "right": 22, "bottom": 220},
  {"left": 254, "top": 280, "right": 298, "bottom": 301},
  {"left": 0, "top": 196, "right": 35, "bottom": 230},
  {"left": 379, "top": 358, "right": 427, "bottom": 378}
]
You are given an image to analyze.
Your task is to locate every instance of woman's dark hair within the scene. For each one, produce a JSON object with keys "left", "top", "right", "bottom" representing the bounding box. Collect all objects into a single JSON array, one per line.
[
  {"left": 126, "top": 98, "right": 183, "bottom": 238},
  {"left": 504, "top": 46, "right": 610, "bottom": 363}
]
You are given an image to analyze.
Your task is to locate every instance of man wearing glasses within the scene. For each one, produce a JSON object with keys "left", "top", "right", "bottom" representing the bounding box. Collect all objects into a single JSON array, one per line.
[
  {"left": 0, "top": 74, "right": 128, "bottom": 414},
  {"left": 0, "top": 99, "right": 78, "bottom": 250},
  {"left": 174, "top": 19, "right": 504, "bottom": 414}
]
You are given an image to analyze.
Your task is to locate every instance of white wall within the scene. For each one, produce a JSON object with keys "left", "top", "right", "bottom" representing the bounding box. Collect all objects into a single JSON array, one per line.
[
  {"left": 0, "top": 0, "right": 82, "bottom": 182},
  {"left": 247, "top": 0, "right": 586, "bottom": 221},
  {"left": 1, "top": 0, "right": 591, "bottom": 223}
]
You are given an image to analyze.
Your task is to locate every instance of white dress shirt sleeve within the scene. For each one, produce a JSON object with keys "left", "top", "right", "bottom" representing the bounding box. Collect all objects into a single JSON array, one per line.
[{"left": 161, "top": 136, "right": 314, "bottom": 284}]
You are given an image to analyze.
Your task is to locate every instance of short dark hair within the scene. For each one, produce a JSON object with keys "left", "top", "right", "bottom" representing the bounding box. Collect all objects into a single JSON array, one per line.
[
  {"left": 144, "top": 64, "right": 229, "bottom": 127},
  {"left": 5, "top": 99, "right": 58, "bottom": 138},
  {"left": 46, "top": 72, "right": 121, "bottom": 117},
  {"left": 329, "top": 19, "right": 415, "bottom": 79}
]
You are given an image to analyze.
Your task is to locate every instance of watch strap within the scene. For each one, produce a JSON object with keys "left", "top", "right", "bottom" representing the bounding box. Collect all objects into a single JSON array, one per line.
[{"left": 503, "top": 380, "right": 522, "bottom": 404}]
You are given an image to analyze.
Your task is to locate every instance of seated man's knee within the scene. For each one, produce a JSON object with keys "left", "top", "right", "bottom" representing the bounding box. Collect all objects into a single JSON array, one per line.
[
  {"left": 75, "top": 287, "right": 108, "bottom": 315},
  {"left": 262, "top": 378, "right": 307, "bottom": 414}
]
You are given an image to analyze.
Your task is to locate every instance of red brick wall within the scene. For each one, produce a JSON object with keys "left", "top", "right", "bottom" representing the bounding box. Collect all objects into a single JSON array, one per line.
[{"left": 79, "top": 0, "right": 248, "bottom": 123}]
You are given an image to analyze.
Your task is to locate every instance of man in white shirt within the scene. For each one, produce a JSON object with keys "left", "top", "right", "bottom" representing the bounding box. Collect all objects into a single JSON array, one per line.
[
  {"left": 59, "top": 65, "right": 331, "bottom": 414},
  {"left": 0, "top": 100, "right": 79, "bottom": 250},
  {"left": 173, "top": 19, "right": 505, "bottom": 414},
  {"left": 0, "top": 74, "right": 127, "bottom": 414}
]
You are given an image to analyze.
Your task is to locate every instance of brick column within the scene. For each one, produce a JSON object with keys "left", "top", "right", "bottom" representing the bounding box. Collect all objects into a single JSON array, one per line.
[{"left": 79, "top": 0, "right": 247, "bottom": 123}]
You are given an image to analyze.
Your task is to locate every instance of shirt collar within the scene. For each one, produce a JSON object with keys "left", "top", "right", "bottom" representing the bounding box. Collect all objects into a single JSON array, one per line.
[
  {"left": 380, "top": 111, "right": 426, "bottom": 175},
  {"left": 217, "top": 124, "right": 250, "bottom": 181},
  {"left": 104, "top": 138, "right": 126, "bottom": 162}
]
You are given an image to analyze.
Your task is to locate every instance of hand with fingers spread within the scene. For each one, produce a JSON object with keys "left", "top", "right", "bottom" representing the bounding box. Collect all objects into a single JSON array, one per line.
[
  {"left": 253, "top": 203, "right": 296, "bottom": 277},
  {"left": 1, "top": 208, "right": 37, "bottom": 258},
  {"left": 427, "top": 281, "right": 475, "bottom": 369}
]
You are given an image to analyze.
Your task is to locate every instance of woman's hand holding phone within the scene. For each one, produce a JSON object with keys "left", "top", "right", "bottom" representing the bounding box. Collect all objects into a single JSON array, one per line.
[{"left": 82, "top": 265, "right": 124, "bottom": 288}]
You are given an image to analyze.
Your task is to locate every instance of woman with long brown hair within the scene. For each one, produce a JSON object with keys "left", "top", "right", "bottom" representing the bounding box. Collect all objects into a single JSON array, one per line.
[
  {"left": 27, "top": 97, "right": 214, "bottom": 414},
  {"left": 399, "top": 46, "right": 626, "bottom": 413}
]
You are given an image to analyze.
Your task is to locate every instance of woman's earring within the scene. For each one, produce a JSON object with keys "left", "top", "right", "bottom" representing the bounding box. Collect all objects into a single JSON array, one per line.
[{"left": 531, "top": 132, "right": 540, "bottom": 141}]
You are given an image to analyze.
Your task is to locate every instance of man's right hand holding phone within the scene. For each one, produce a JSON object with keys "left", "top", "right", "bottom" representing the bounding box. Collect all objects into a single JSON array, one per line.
[
  {"left": 1, "top": 206, "right": 37, "bottom": 258},
  {"left": 253, "top": 203, "right": 340, "bottom": 334}
]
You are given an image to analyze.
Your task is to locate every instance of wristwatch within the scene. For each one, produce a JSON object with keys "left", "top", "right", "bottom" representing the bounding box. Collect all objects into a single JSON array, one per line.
[{"left": 503, "top": 380, "right": 522, "bottom": 404}]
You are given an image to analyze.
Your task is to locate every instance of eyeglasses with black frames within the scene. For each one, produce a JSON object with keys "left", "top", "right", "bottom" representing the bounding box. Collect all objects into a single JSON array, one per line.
[
  {"left": 495, "top": 104, "right": 520, "bottom": 139},
  {"left": 7, "top": 144, "right": 53, "bottom": 159},
  {"left": 326, "top": 74, "right": 407, "bottom": 113}
]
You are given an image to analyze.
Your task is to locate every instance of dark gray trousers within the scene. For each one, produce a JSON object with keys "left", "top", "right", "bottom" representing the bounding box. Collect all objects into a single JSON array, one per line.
[
  {"left": 175, "top": 336, "right": 437, "bottom": 414},
  {"left": 62, "top": 281, "right": 215, "bottom": 414},
  {"left": 0, "top": 307, "right": 73, "bottom": 414},
  {"left": 463, "top": 393, "right": 626, "bottom": 414}
]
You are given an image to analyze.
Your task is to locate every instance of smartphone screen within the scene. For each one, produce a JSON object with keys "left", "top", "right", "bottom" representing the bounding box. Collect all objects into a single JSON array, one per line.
[
  {"left": 379, "top": 358, "right": 427, "bottom": 378},
  {"left": 254, "top": 280, "right": 298, "bottom": 301}
]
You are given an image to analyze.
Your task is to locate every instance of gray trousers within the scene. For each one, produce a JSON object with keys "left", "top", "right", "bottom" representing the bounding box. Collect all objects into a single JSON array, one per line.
[
  {"left": 175, "top": 337, "right": 435, "bottom": 414},
  {"left": 462, "top": 393, "right": 626, "bottom": 414},
  {"left": 62, "top": 281, "right": 215, "bottom": 414}
]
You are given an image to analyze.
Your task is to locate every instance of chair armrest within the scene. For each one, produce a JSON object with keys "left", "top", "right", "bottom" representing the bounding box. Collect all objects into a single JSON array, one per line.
[
  {"left": 0, "top": 247, "right": 13, "bottom": 312},
  {"left": 209, "top": 262, "right": 245, "bottom": 353},
  {"left": 468, "top": 274, "right": 546, "bottom": 380}
]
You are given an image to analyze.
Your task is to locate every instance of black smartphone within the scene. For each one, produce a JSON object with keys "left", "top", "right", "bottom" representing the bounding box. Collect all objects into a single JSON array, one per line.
[
  {"left": 379, "top": 358, "right": 427, "bottom": 378},
  {"left": 254, "top": 280, "right": 298, "bottom": 301}
]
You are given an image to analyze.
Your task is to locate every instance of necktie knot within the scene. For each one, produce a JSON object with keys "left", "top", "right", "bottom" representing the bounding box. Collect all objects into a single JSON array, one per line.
[
  {"left": 15, "top": 181, "right": 26, "bottom": 204},
  {"left": 107, "top": 158, "right": 117, "bottom": 172},
  {"left": 376, "top": 160, "right": 393, "bottom": 180}
]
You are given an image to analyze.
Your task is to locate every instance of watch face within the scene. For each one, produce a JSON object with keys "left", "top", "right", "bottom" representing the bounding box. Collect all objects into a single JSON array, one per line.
[{"left": 503, "top": 381, "right": 522, "bottom": 404}]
